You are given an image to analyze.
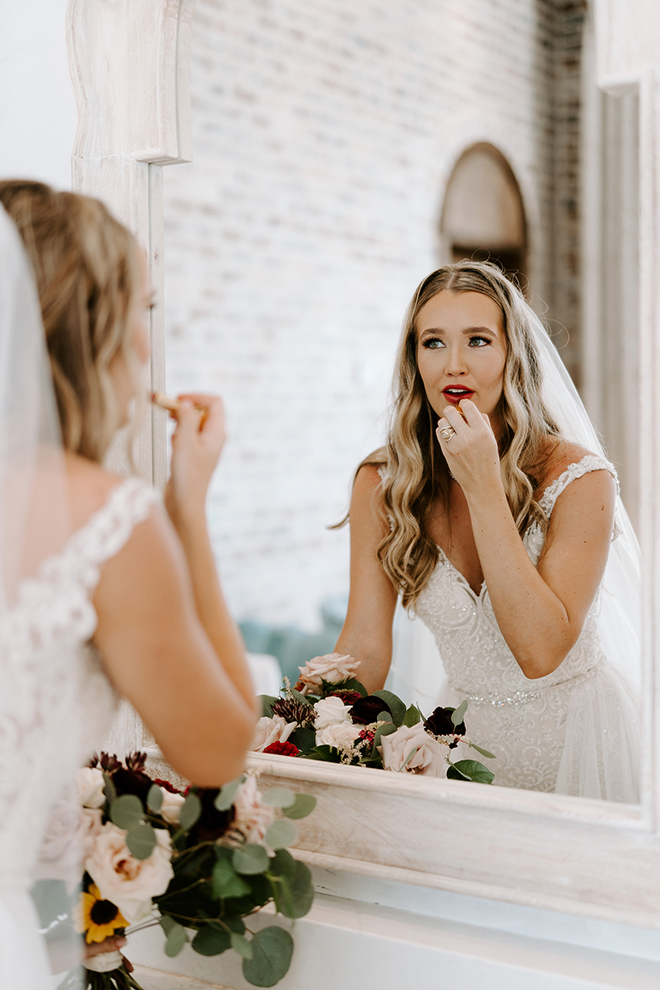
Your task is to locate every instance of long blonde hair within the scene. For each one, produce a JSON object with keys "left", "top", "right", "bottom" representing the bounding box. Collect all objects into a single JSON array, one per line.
[
  {"left": 0, "top": 180, "right": 141, "bottom": 463},
  {"left": 368, "top": 261, "right": 564, "bottom": 607}
]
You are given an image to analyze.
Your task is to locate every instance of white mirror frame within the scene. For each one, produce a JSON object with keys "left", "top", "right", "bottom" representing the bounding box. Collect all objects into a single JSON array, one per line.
[{"left": 68, "top": 0, "right": 660, "bottom": 929}]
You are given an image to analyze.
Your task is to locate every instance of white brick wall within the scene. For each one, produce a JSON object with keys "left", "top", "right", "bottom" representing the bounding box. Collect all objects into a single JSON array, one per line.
[{"left": 163, "top": 0, "right": 571, "bottom": 629}]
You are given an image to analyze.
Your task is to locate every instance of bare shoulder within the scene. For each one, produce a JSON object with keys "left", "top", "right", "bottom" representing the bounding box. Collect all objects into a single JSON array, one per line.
[
  {"left": 536, "top": 439, "right": 614, "bottom": 492},
  {"left": 64, "top": 452, "right": 142, "bottom": 530}
]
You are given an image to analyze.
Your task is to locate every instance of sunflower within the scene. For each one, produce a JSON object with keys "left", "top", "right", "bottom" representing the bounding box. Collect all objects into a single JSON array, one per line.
[{"left": 75, "top": 883, "right": 128, "bottom": 944}]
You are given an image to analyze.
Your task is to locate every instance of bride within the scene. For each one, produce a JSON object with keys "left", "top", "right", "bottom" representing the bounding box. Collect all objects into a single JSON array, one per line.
[
  {"left": 335, "top": 261, "right": 641, "bottom": 803},
  {"left": 0, "top": 181, "right": 257, "bottom": 987}
]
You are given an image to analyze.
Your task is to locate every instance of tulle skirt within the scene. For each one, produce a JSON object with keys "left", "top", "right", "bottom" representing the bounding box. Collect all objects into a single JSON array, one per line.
[{"left": 0, "top": 888, "right": 52, "bottom": 990}]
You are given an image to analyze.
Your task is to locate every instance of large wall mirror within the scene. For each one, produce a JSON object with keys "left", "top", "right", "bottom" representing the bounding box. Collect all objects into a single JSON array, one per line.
[{"left": 69, "top": 0, "right": 660, "bottom": 927}]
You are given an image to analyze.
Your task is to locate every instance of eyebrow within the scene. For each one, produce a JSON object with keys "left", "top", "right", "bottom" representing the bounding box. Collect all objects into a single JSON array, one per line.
[{"left": 418, "top": 326, "right": 498, "bottom": 336}]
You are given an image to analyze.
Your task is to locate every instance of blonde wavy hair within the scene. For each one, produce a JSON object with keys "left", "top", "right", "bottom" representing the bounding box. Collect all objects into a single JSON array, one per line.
[
  {"left": 0, "top": 179, "right": 142, "bottom": 463},
  {"left": 361, "top": 260, "right": 564, "bottom": 608}
]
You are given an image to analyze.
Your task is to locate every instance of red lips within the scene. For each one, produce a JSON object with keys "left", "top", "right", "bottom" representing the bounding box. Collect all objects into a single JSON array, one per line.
[{"left": 442, "top": 387, "right": 474, "bottom": 404}]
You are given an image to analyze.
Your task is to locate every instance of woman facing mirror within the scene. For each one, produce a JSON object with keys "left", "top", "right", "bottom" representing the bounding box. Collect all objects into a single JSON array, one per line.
[{"left": 335, "top": 261, "right": 641, "bottom": 802}]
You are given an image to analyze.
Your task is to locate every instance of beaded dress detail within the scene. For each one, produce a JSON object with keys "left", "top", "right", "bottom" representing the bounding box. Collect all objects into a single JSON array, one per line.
[
  {"left": 414, "top": 455, "right": 640, "bottom": 802},
  {"left": 0, "top": 477, "right": 159, "bottom": 987}
]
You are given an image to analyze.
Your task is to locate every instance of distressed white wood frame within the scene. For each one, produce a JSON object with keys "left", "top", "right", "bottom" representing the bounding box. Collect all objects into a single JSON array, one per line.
[
  {"left": 67, "top": 0, "right": 196, "bottom": 486},
  {"left": 67, "top": 0, "right": 660, "bottom": 928}
]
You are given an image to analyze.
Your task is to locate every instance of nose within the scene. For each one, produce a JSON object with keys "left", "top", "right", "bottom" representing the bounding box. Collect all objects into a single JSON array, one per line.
[{"left": 445, "top": 343, "right": 468, "bottom": 376}]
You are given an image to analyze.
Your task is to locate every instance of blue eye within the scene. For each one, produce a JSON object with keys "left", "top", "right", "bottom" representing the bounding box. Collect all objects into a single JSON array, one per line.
[
  {"left": 423, "top": 338, "right": 444, "bottom": 349},
  {"left": 469, "top": 336, "right": 490, "bottom": 347}
]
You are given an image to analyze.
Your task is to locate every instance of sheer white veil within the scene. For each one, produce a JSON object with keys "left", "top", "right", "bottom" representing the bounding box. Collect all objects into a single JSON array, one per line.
[
  {"left": 0, "top": 205, "right": 83, "bottom": 979},
  {"left": 388, "top": 301, "right": 642, "bottom": 709}
]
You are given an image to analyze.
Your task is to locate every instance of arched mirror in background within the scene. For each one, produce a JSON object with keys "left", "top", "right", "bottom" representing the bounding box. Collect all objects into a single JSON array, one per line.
[{"left": 439, "top": 143, "right": 527, "bottom": 285}]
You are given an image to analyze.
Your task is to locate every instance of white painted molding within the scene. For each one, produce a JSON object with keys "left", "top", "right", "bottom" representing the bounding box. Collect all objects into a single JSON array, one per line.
[{"left": 66, "top": 0, "right": 196, "bottom": 484}]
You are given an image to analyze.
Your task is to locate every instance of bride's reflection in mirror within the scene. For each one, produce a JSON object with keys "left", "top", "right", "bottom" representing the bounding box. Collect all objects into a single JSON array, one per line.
[{"left": 334, "top": 261, "right": 641, "bottom": 802}]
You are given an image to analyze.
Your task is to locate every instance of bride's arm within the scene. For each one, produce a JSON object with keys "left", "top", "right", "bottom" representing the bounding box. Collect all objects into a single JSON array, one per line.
[
  {"left": 93, "top": 392, "right": 257, "bottom": 786},
  {"left": 333, "top": 466, "right": 398, "bottom": 693},
  {"left": 438, "top": 400, "right": 616, "bottom": 679}
]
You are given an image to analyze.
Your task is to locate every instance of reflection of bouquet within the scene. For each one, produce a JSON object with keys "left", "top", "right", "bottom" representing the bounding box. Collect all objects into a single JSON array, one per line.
[
  {"left": 55, "top": 752, "right": 316, "bottom": 989},
  {"left": 252, "top": 653, "right": 496, "bottom": 783}
]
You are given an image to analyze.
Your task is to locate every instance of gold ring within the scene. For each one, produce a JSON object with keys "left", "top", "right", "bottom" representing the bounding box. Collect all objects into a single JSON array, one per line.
[{"left": 439, "top": 426, "right": 456, "bottom": 441}]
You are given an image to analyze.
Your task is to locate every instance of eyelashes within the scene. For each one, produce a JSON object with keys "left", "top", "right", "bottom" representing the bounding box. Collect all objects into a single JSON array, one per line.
[{"left": 421, "top": 336, "right": 491, "bottom": 349}]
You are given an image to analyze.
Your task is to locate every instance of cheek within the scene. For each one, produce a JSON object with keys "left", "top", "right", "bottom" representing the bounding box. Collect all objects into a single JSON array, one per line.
[{"left": 133, "top": 318, "right": 151, "bottom": 365}]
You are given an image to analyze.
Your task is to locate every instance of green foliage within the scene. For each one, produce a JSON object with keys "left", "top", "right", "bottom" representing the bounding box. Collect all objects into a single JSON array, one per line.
[
  {"left": 262, "top": 787, "right": 296, "bottom": 808},
  {"left": 451, "top": 700, "right": 469, "bottom": 727},
  {"left": 159, "top": 916, "right": 188, "bottom": 957},
  {"left": 264, "top": 819, "right": 297, "bottom": 850},
  {"left": 233, "top": 843, "right": 270, "bottom": 875},
  {"left": 102, "top": 773, "right": 117, "bottom": 805},
  {"left": 191, "top": 926, "right": 231, "bottom": 956},
  {"left": 215, "top": 777, "right": 243, "bottom": 811},
  {"left": 468, "top": 741, "right": 496, "bottom": 760},
  {"left": 259, "top": 694, "right": 277, "bottom": 717},
  {"left": 231, "top": 932, "right": 254, "bottom": 960},
  {"left": 334, "top": 677, "right": 368, "bottom": 696},
  {"left": 110, "top": 793, "right": 143, "bottom": 830},
  {"left": 372, "top": 689, "right": 406, "bottom": 726},
  {"left": 213, "top": 857, "right": 252, "bottom": 899},
  {"left": 446, "top": 759, "right": 494, "bottom": 784},
  {"left": 403, "top": 704, "right": 422, "bottom": 727},
  {"left": 288, "top": 726, "right": 315, "bottom": 753},
  {"left": 281, "top": 859, "right": 314, "bottom": 920},
  {"left": 126, "top": 822, "right": 157, "bottom": 860},
  {"left": 146, "top": 784, "right": 163, "bottom": 813},
  {"left": 371, "top": 721, "right": 397, "bottom": 757},
  {"left": 178, "top": 792, "right": 202, "bottom": 830},
  {"left": 242, "top": 927, "right": 294, "bottom": 987},
  {"left": 282, "top": 793, "right": 316, "bottom": 819}
]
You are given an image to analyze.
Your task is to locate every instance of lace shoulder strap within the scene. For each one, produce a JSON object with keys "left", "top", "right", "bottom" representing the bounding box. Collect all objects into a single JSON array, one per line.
[
  {"left": 539, "top": 454, "right": 619, "bottom": 516},
  {"left": 41, "top": 477, "right": 160, "bottom": 593}
]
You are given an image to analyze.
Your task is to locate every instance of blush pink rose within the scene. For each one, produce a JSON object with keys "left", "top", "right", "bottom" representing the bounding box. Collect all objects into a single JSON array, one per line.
[
  {"left": 85, "top": 822, "right": 173, "bottom": 924},
  {"left": 378, "top": 723, "right": 447, "bottom": 776},
  {"left": 298, "top": 653, "right": 360, "bottom": 694},
  {"left": 252, "top": 715, "right": 298, "bottom": 752},
  {"left": 231, "top": 776, "right": 276, "bottom": 845}
]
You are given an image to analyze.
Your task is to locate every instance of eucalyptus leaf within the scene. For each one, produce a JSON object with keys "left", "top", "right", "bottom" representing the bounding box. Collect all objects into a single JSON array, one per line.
[
  {"left": 147, "top": 784, "right": 163, "bottom": 813},
  {"left": 469, "top": 741, "right": 496, "bottom": 760},
  {"left": 259, "top": 694, "right": 277, "bottom": 718},
  {"left": 231, "top": 932, "right": 254, "bottom": 960},
  {"left": 192, "top": 926, "right": 231, "bottom": 956},
  {"left": 262, "top": 787, "right": 296, "bottom": 808},
  {"left": 265, "top": 819, "right": 297, "bottom": 850},
  {"left": 159, "top": 915, "right": 177, "bottom": 935},
  {"left": 377, "top": 711, "right": 393, "bottom": 723},
  {"left": 215, "top": 778, "right": 242, "bottom": 811},
  {"left": 110, "top": 793, "right": 143, "bottom": 830},
  {"left": 268, "top": 848, "right": 297, "bottom": 883},
  {"left": 372, "top": 720, "right": 397, "bottom": 755},
  {"left": 451, "top": 699, "right": 469, "bottom": 727},
  {"left": 449, "top": 759, "right": 494, "bottom": 784},
  {"left": 372, "top": 689, "right": 406, "bottom": 726},
  {"left": 403, "top": 704, "right": 422, "bottom": 727},
  {"left": 290, "top": 687, "right": 310, "bottom": 705},
  {"left": 233, "top": 843, "right": 270, "bottom": 875},
  {"left": 279, "top": 859, "right": 314, "bottom": 919},
  {"left": 242, "top": 927, "right": 294, "bottom": 987},
  {"left": 282, "top": 793, "right": 316, "bottom": 820},
  {"left": 446, "top": 763, "right": 471, "bottom": 781},
  {"left": 179, "top": 792, "right": 202, "bottom": 830},
  {"left": 102, "top": 773, "right": 117, "bottom": 805},
  {"left": 213, "top": 858, "right": 251, "bottom": 899},
  {"left": 126, "top": 821, "right": 157, "bottom": 860},
  {"left": 164, "top": 921, "right": 188, "bottom": 957}
]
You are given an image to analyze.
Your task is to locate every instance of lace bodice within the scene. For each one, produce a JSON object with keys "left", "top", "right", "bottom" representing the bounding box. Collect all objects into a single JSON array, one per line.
[
  {"left": 414, "top": 455, "right": 639, "bottom": 795},
  {"left": 0, "top": 477, "right": 159, "bottom": 887}
]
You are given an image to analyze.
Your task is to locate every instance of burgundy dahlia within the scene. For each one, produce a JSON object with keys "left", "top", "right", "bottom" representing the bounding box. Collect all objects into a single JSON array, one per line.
[
  {"left": 111, "top": 768, "right": 152, "bottom": 803},
  {"left": 187, "top": 788, "right": 235, "bottom": 844},
  {"left": 263, "top": 741, "right": 300, "bottom": 757},
  {"left": 350, "top": 695, "right": 392, "bottom": 725},
  {"left": 328, "top": 690, "right": 362, "bottom": 706},
  {"left": 271, "top": 697, "right": 315, "bottom": 726},
  {"left": 424, "top": 706, "right": 466, "bottom": 737}
]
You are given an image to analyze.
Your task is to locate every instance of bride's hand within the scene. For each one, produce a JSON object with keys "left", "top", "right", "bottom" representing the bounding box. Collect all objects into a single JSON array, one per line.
[
  {"left": 165, "top": 393, "right": 225, "bottom": 526},
  {"left": 436, "top": 399, "right": 501, "bottom": 495}
]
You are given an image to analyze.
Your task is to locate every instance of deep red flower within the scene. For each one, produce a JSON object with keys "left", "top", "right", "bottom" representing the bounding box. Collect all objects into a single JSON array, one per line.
[
  {"left": 263, "top": 741, "right": 300, "bottom": 757},
  {"left": 350, "top": 695, "right": 392, "bottom": 725},
  {"left": 187, "top": 788, "right": 235, "bottom": 844},
  {"left": 357, "top": 728, "right": 376, "bottom": 746},
  {"left": 328, "top": 690, "right": 362, "bottom": 706},
  {"left": 111, "top": 768, "right": 152, "bottom": 804},
  {"left": 152, "top": 777, "right": 181, "bottom": 795}
]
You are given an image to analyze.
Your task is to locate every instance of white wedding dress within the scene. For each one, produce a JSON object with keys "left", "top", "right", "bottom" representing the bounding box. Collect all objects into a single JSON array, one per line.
[
  {"left": 0, "top": 477, "right": 158, "bottom": 989},
  {"left": 414, "top": 454, "right": 641, "bottom": 803}
]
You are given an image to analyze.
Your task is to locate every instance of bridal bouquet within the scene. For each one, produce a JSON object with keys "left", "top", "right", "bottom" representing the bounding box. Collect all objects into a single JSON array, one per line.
[
  {"left": 252, "top": 653, "right": 496, "bottom": 783},
  {"left": 54, "top": 752, "right": 316, "bottom": 989}
]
